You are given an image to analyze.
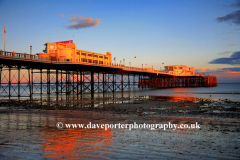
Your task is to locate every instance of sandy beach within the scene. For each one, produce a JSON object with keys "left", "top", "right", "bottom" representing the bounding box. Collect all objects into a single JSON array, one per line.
[{"left": 0, "top": 96, "right": 240, "bottom": 159}]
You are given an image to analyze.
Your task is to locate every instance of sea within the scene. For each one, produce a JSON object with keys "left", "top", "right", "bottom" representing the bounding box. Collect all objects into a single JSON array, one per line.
[
  {"left": 1, "top": 83, "right": 240, "bottom": 102},
  {"left": 129, "top": 83, "right": 240, "bottom": 101}
]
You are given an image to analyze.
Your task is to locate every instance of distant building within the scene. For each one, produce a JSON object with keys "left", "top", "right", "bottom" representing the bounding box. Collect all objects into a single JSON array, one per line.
[
  {"left": 37, "top": 40, "right": 112, "bottom": 65},
  {"left": 164, "top": 65, "right": 195, "bottom": 75}
]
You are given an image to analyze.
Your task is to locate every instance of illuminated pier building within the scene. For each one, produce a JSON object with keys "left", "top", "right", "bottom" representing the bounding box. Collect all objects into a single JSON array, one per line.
[
  {"left": 164, "top": 65, "right": 195, "bottom": 75},
  {"left": 37, "top": 40, "right": 112, "bottom": 65}
]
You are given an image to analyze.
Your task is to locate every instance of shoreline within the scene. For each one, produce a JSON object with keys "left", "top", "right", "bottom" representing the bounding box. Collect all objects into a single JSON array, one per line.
[{"left": 1, "top": 96, "right": 239, "bottom": 120}]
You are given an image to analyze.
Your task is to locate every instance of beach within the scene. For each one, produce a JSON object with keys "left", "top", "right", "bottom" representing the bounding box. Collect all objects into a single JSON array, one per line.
[{"left": 0, "top": 94, "right": 240, "bottom": 159}]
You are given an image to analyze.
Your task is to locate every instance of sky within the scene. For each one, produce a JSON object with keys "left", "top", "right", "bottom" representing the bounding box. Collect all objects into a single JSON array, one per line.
[{"left": 0, "top": 0, "right": 240, "bottom": 83}]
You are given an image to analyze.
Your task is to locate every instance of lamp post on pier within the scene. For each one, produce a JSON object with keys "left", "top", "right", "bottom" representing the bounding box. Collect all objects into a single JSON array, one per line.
[
  {"left": 30, "top": 46, "right": 32, "bottom": 55},
  {"left": 4, "top": 26, "right": 6, "bottom": 51}
]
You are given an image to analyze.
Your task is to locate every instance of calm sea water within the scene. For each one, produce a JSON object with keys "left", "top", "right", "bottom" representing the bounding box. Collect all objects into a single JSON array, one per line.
[
  {"left": 1, "top": 83, "right": 240, "bottom": 101},
  {"left": 127, "top": 83, "right": 240, "bottom": 102},
  {"left": 93, "top": 83, "right": 240, "bottom": 102}
]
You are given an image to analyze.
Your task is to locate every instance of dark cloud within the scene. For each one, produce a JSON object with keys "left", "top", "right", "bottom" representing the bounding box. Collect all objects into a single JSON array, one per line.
[
  {"left": 222, "top": 67, "right": 240, "bottom": 71},
  {"left": 217, "top": 10, "right": 240, "bottom": 25},
  {"left": 209, "top": 51, "right": 240, "bottom": 65},
  {"left": 231, "top": 0, "right": 240, "bottom": 7},
  {"left": 213, "top": 1, "right": 240, "bottom": 8},
  {"left": 66, "top": 15, "right": 101, "bottom": 29}
]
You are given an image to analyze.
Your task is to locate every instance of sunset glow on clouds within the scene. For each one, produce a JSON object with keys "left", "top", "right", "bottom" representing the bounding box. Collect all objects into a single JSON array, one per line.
[
  {"left": 66, "top": 15, "right": 101, "bottom": 29},
  {"left": 208, "top": 0, "right": 240, "bottom": 82},
  {"left": 196, "top": 67, "right": 240, "bottom": 83}
]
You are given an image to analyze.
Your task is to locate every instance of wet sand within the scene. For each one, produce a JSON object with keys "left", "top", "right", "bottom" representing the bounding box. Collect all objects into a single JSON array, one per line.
[{"left": 0, "top": 96, "right": 240, "bottom": 159}]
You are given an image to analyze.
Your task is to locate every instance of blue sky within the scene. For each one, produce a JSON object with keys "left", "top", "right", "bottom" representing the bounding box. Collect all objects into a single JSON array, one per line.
[{"left": 0, "top": 0, "right": 240, "bottom": 82}]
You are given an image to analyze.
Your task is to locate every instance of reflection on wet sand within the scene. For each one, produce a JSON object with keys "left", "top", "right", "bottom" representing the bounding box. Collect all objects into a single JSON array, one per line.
[
  {"left": 149, "top": 95, "right": 196, "bottom": 102},
  {"left": 40, "top": 128, "right": 112, "bottom": 159}
]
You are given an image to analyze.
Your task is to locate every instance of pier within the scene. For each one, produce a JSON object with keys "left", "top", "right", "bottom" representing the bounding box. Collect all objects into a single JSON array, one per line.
[{"left": 0, "top": 42, "right": 217, "bottom": 99}]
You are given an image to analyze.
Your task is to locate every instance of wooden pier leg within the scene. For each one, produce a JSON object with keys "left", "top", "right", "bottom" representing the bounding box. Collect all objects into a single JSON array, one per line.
[
  {"left": 112, "top": 73, "right": 115, "bottom": 92},
  {"left": 77, "top": 71, "right": 79, "bottom": 95},
  {"left": 31, "top": 68, "right": 33, "bottom": 95},
  {"left": 82, "top": 71, "right": 84, "bottom": 93},
  {"left": 121, "top": 72, "right": 123, "bottom": 92},
  {"left": 56, "top": 69, "right": 58, "bottom": 94},
  {"left": 128, "top": 73, "right": 130, "bottom": 91},
  {"left": 80, "top": 71, "right": 82, "bottom": 94},
  {"left": 66, "top": 70, "right": 68, "bottom": 94},
  {"left": 133, "top": 74, "right": 135, "bottom": 90},
  {"left": 102, "top": 72, "right": 105, "bottom": 93},
  {"left": 28, "top": 68, "right": 32, "bottom": 99},
  {"left": 9, "top": 66, "right": 11, "bottom": 99},
  {"left": 40, "top": 69, "right": 42, "bottom": 95},
  {"left": 72, "top": 71, "right": 74, "bottom": 94},
  {"left": 91, "top": 71, "right": 94, "bottom": 94},
  {"left": 18, "top": 67, "right": 20, "bottom": 99},
  {"left": 98, "top": 72, "right": 100, "bottom": 93},
  {"left": 60, "top": 70, "right": 62, "bottom": 94},
  {"left": 47, "top": 69, "right": 50, "bottom": 94}
]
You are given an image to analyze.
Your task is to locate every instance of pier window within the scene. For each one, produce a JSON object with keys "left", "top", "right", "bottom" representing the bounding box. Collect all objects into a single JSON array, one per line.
[
  {"left": 93, "top": 60, "right": 98, "bottom": 64},
  {"left": 81, "top": 53, "right": 86, "bottom": 56},
  {"left": 88, "top": 54, "right": 92, "bottom": 57},
  {"left": 88, "top": 59, "right": 92, "bottom": 63},
  {"left": 99, "top": 56, "right": 103, "bottom": 58},
  {"left": 99, "top": 61, "right": 103, "bottom": 64},
  {"left": 81, "top": 58, "right": 87, "bottom": 62},
  {"left": 49, "top": 45, "right": 55, "bottom": 50}
]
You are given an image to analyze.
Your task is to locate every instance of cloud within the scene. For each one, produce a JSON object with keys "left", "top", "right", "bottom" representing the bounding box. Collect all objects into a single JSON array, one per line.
[
  {"left": 219, "top": 32, "right": 232, "bottom": 34},
  {"left": 66, "top": 15, "right": 101, "bottom": 29},
  {"left": 222, "top": 38, "right": 230, "bottom": 40},
  {"left": 231, "top": 0, "right": 240, "bottom": 7},
  {"left": 228, "top": 44, "right": 236, "bottom": 46},
  {"left": 236, "top": 28, "right": 240, "bottom": 30},
  {"left": 209, "top": 51, "right": 240, "bottom": 65},
  {"left": 217, "top": 51, "right": 231, "bottom": 55},
  {"left": 222, "top": 67, "right": 240, "bottom": 72},
  {"left": 217, "top": 10, "right": 240, "bottom": 25},
  {"left": 57, "top": 14, "right": 64, "bottom": 17},
  {"left": 195, "top": 68, "right": 208, "bottom": 73},
  {"left": 200, "top": 67, "right": 240, "bottom": 83}
]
